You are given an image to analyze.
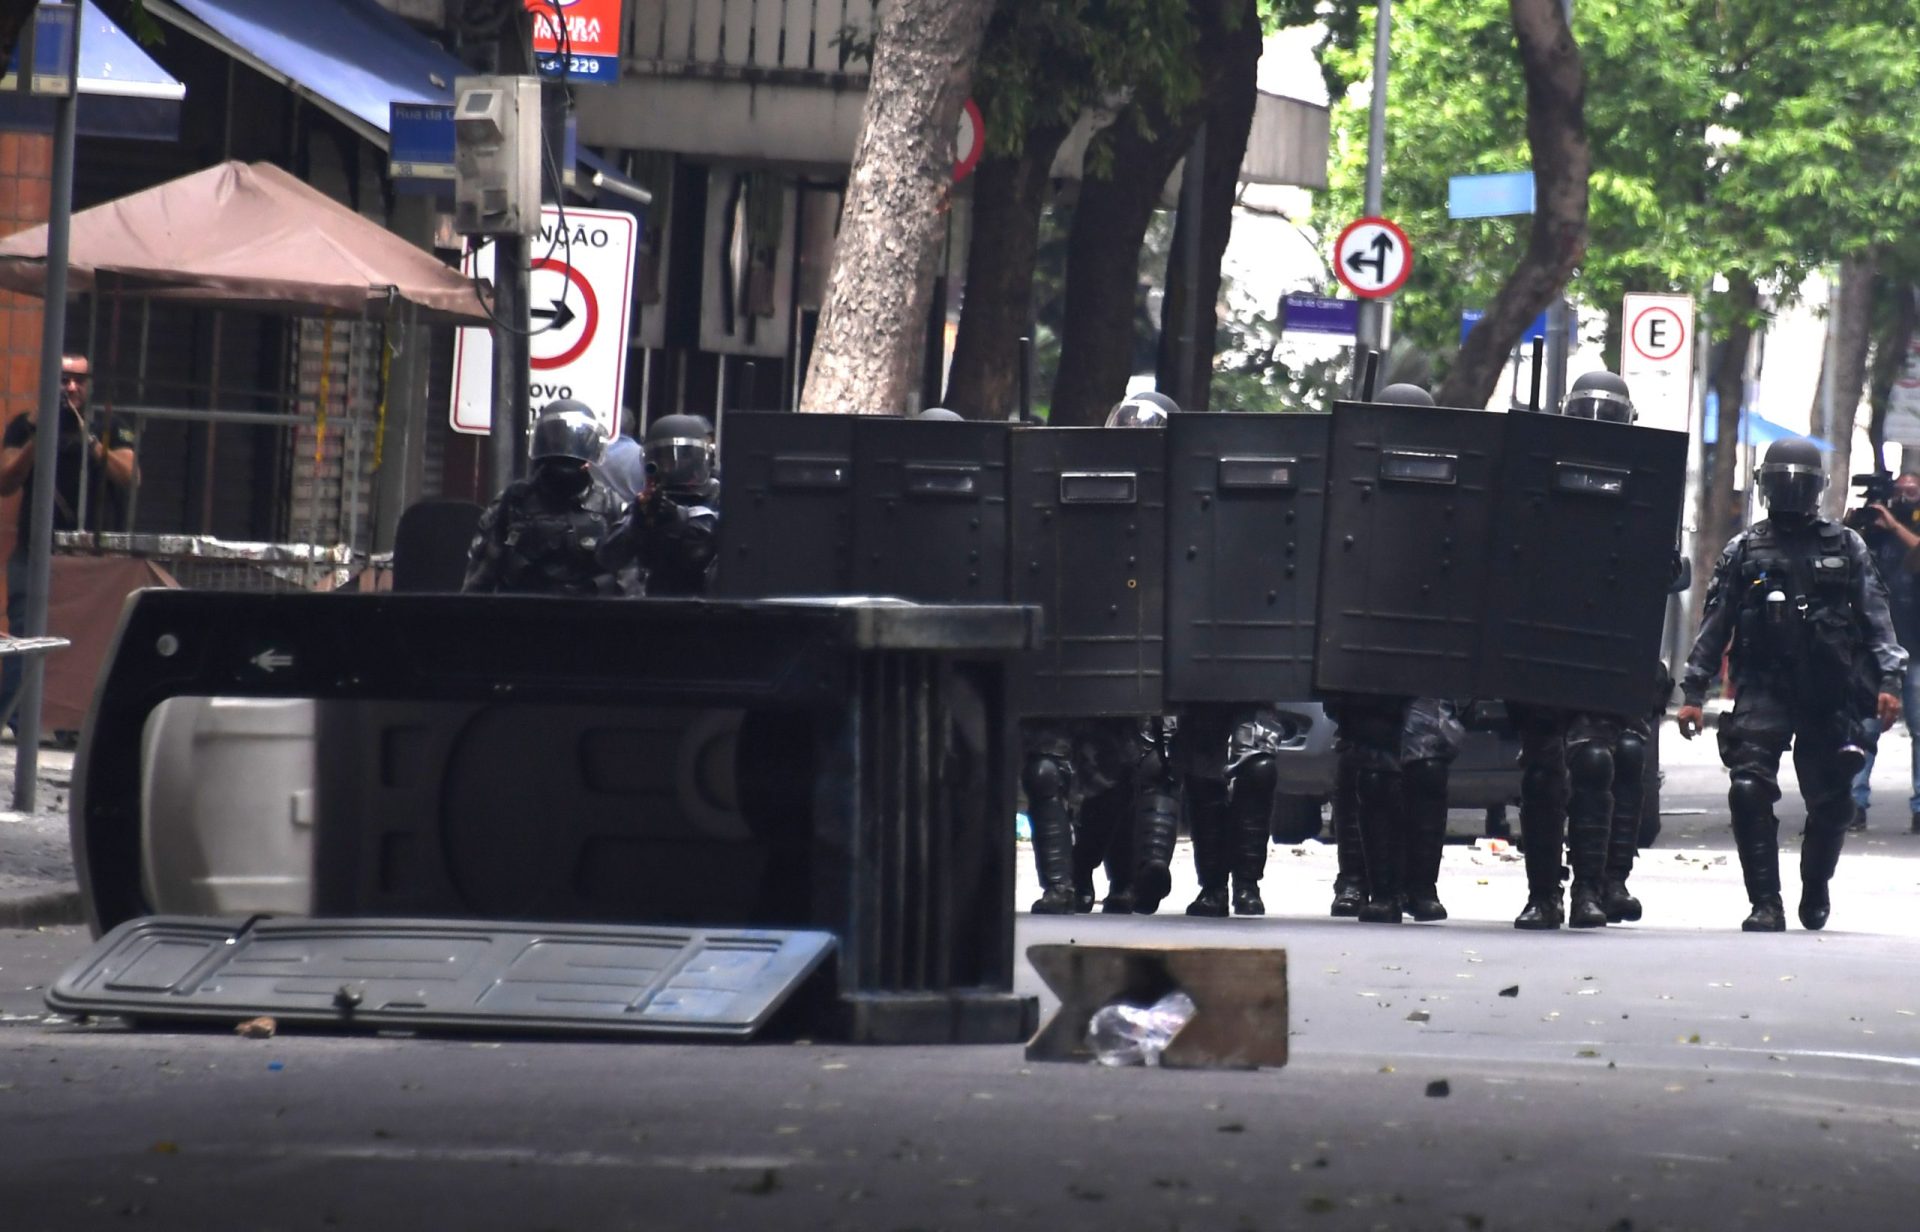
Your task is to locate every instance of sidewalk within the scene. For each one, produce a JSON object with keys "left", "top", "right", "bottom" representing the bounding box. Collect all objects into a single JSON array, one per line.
[{"left": 0, "top": 743, "right": 83, "bottom": 928}]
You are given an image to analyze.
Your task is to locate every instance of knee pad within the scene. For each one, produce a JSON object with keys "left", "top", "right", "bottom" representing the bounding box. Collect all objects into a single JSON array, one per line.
[
  {"left": 1022, "top": 753, "right": 1072, "bottom": 803},
  {"left": 1401, "top": 756, "right": 1448, "bottom": 803},
  {"left": 1613, "top": 730, "right": 1647, "bottom": 780},
  {"left": 1227, "top": 752, "right": 1276, "bottom": 811},
  {"left": 1567, "top": 740, "right": 1614, "bottom": 793},
  {"left": 1728, "top": 771, "right": 1778, "bottom": 818}
]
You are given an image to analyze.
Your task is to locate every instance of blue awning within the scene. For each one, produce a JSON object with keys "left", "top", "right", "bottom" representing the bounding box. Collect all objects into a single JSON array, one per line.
[
  {"left": 1702, "top": 392, "right": 1834, "bottom": 451},
  {"left": 151, "top": 0, "right": 652, "bottom": 208},
  {"left": 0, "top": 1, "right": 187, "bottom": 141},
  {"left": 150, "top": 0, "right": 461, "bottom": 146}
]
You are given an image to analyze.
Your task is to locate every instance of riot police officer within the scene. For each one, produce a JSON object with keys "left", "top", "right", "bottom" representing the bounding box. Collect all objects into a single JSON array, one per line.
[
  {"left": 601, "top": 413, "right": 721, "bottom": 596},
  {"left": 1026, "top": 392, "right": 1181, "bottom": 914},
  {"left": 1677, "top": 437, "right": 1907, "bottom": 931},
  {"left": 1514, "top": 370, "right": 1659, "bottom": 930},
  {"left": 1322, "top": 383, "right": 1464, "bottom": 924},
  {"left": 463, "top": 401, "right": 625, "bottom": 596}
]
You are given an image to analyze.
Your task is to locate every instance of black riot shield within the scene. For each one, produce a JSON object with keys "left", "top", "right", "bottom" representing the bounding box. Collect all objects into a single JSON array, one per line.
[
  {"left": 1481, "top": 413, "right": 1687, "bottom": 716},
  {"left": 1166, "top": 412, "right": 1330, "bottom": 703},
  {"left": 1010, "top": 427, "right": 1167, "bottom": 717},
  {"left": 850, "top": 418, "right": 1012, "bottom": 602},
  {"left": 1314, "top": 400, "right": 1505, "bottom": 701},
  {"left": 713, "top": 412, "right": 855, "bottom": 597}
]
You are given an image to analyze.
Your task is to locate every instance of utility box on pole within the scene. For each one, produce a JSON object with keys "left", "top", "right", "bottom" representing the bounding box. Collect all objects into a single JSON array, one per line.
[{"left": 452, "top": 76, "right": 541, "bottom": 237}]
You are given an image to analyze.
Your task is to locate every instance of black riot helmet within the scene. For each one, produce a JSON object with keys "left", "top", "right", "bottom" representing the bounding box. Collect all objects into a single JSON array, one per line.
[
  {"left": 645, "top": 413, "right": 715, "bottom": 489},
  {"left": 529, "top": 400, "right": 607, "bottom": 466},
  {"left": 1106, "top": 390, "right": 1178, "bottom": 427},
  {"left": 918, "top": 407, "right": 964, "bottom": 421},
  {"left": 1375, "top": 383, "right": 1435, "bottom": 407},
  {"left": 1756, "top": 437, "right": 1826, "bottom": 520},
  {"left": 1561, "top": 370, "right": 1636, "bottom": 423}
]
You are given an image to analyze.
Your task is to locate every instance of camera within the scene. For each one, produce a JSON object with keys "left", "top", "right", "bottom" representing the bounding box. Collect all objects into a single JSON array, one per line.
[{"left": 1846, "top": 471, "right": 1900, "bottom": 532}]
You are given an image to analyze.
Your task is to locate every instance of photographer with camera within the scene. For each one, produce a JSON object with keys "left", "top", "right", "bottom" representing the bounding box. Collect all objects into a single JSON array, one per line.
[{"left": 1847, "top": 471, "right": 1920, "bottom": 833}]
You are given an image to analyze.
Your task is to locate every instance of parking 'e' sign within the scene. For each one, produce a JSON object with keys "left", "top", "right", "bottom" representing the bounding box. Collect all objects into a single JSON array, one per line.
[{"left": 1333, "top": 216, "right": 1413, "bottom": 300}]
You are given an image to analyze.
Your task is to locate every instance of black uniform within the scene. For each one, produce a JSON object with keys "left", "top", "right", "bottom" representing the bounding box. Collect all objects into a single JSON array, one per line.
[
  {"left": 601, "top": 477, "right": 720, "bottom": 596},
  {"left": 1684, "top": 515, "right": 1906, "bottom": 930},
  {"left": 1324, "top": 696, "right": 1461, "bottom": 923},
  {"left": 1176, "top": 707, "right": 1280, "bottom": 917},
  {"left": 1023, "top": 716, "right": 1169, "bottom": 915},
  {"left": 463, "top": 471, "right": 625, "bottom": 596}
]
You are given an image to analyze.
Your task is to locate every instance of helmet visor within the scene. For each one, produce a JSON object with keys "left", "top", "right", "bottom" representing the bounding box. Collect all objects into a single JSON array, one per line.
[
  {"left": 647, "top": 439, "right": 710, "bottom": 487},
  {"left": 1561, "top": 388, "right": 1635, "bottom": 424},
  {"left": 1757, "top": 465, "right": 1824, "bottom": 516},
  {"left": 530, "top": 413, "right": 606, "bottom": 464}
]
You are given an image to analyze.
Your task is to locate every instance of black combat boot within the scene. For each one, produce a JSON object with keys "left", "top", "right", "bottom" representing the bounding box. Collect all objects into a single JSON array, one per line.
[
  {"left": 1602, "top": 739, "right": 1645, "bottom": 923},
  {"left": 1355, "top": 769, "right": 1405, "bottom": 924},
  {"left": 1514, "top": 812, "right": 1567, "bottom": 930},
  {"left": 1130, "top": 788, "right": 1181, "bottom": 915},
  {"left": 1185, "top": 779, "right": 1232, "bottom": 917},
  {"left": 1229, "top": 759, "right": 1274, "bottom": 916},
  {"left": 1799, "top": 820, "right": 1846, "bottom": 932},
  {"left": 1730, "top": 775, "right": 1786, "bottom": 932},
  {"left": 1102, "top": 802, "right": 1136, "bottom": 913},
  {"left": 1329, "top": 765, "right": 1365, "bottom": 917},
  {"left": 1566, "top": 814, "right": 1610, "bottom": 930},
  {"left": 1401, "top": 758, "right": 1450, "bottom": 922},
  {"left": 1028, "top": 796, "right": 1078, "bottom": 915}
]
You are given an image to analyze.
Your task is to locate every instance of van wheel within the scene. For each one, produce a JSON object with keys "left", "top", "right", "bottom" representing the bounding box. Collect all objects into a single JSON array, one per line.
[
  {"left": 1638, "top": 732, "right": 1663, "bottom": 848},
  {"left": 1484, "top": 804, "right": 1513, "bottom": 841},
  {"left": 1272, "top": 794, "right": 1326, "bottom": 845}
]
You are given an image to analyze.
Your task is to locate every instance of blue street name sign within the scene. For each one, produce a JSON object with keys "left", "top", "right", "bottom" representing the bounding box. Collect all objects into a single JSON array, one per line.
[
  {"left": 390, "top": 102, "right": 455, "bottom": 181},
  {"left": 1281, "top": 293, "right": 1360, "bottom": 337},
  {"left": 1448, "top": 171, "right": 1536, "bottom": 219},
  {"left": 1459, "top": 307, "right": 1573, "bottom": 347}
]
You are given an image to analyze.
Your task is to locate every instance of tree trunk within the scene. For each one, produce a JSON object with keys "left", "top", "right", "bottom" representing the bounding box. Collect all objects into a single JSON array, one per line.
[
  {"left": 799, "top": 0, "right": 996, "bottom": 416},
  {"left": 1690, "top": 273, "right": 1759, "bottom": 642},
  {"left": 1155, "top": 0, "right": 1263, "bottom": 414},
  {"left": 1867, "top": 282, "right": 1918, "bottom": 470},
  {"left": 1809, "top": 252, "right": 1881, "bottom": 516},
  {"left": 1435, "top": 0, "right": 1588, "bottom": 408},
  {"left": 944, "top": 123, "right": 1070, "bottom": 419},
  {"left": 1049, "top": 1, "right": 1244, "bottom": 426}
]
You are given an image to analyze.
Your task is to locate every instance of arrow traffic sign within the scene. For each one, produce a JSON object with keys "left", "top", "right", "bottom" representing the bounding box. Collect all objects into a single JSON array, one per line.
[
  {"left": 451, "top": 205, "right": 638, "bottom": 437},
  {"left": 1332, "top": 216, "right": 1413, "bottom": 300}
]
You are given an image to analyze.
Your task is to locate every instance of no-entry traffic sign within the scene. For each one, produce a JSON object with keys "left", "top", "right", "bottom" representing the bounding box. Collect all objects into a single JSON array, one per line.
[
  {"left": 1332, "top": 216, "right": 1413, "bottom": 299},
  {"left": 955, "top": 98, "right": 984, "bottom": 182},
  {"left": 451, "top": 205, "right": 639, "bottom": 437}
]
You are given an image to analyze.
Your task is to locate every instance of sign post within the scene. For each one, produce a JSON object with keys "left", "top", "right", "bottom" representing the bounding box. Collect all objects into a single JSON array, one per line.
[{"left": 452, "top": 204, "right": 640, "bottom": 439}]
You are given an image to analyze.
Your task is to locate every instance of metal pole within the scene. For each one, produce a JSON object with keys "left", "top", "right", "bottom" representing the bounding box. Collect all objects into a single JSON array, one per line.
[
  {"left": 1177, "top": 123, "right": 1207, "bottom": 411},
  {"left": 1544, "top": 297, "right": 1572, "bottom": 411},
  {"left": 14, "top": 86, "right": 80, "bottom": 812},
  {"left": 489, "top": 234, "right": 530, "bottom": 491},
  {"left": 1354, "top": 0, "right": 1393, "bottom": 368}
]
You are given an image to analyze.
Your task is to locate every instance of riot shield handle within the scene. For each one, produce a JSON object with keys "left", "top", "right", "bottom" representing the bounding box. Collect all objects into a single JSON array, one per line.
[{"left": 1528, "top": 336, "right": 1545, "bottom": 412}]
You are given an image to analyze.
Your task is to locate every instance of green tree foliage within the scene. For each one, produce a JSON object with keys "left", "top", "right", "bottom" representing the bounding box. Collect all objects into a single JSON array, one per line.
[{"left": 1316, "top": 0, "right": 1920, "bottom": 376}]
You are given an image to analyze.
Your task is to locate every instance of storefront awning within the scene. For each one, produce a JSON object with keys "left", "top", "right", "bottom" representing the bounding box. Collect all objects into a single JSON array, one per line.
[
  {"left": 149, "top": 0, "right": 459, "bottom": 147},
  {"left": 148, "top": 0, "right": 652, "bottom": 206},
  {"left": 0, "top": 1, "right": 187, "bottom": 142}
]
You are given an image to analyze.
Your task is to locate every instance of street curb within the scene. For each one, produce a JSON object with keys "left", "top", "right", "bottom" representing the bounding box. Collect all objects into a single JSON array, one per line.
[{"left": 0, "top": 887, "right": 84, "bottom": 929}]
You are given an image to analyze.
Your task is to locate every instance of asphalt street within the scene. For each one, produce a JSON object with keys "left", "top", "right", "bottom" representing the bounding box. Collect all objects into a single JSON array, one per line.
[{"left": 0, "top": 724, "right": 1916, "bottom": 1231}]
